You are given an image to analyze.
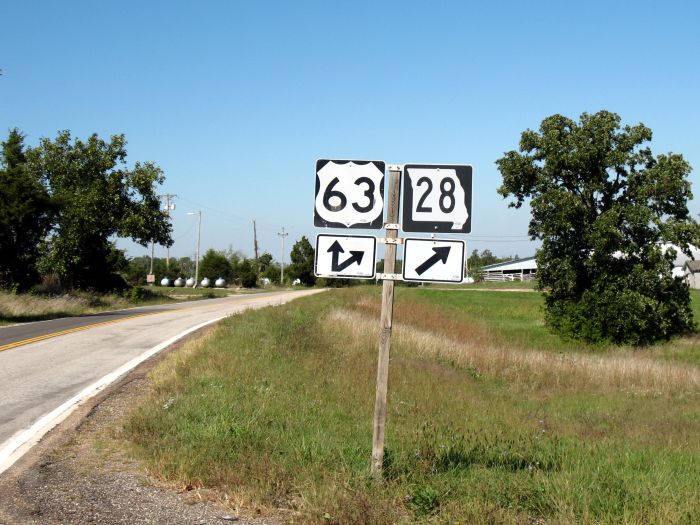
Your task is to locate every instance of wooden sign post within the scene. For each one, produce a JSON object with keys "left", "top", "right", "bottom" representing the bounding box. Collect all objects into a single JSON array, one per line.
[{"left": 371, "top": 165, "right": 401, "bottom": 479}]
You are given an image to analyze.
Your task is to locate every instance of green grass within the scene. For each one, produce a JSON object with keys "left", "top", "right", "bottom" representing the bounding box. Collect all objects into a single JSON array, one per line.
[
  {"left": 400, "top": 286, "right": 579, "bottom": 353},
  {"left": 122, "top": 287, "right": 700, "bottom": 523},
  {"left": 400, "top": 287, "right": 700, "bottom": 366},
  {"left": 428, "top": 279, "right": 537, "bottom": 290}
]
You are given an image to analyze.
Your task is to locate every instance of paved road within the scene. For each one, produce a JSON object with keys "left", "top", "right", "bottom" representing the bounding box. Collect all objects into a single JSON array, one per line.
[
  {"left": 0, "top": 290, "right": 323, "bottom": 472},
  {"left": 0, "top": 294, "right": 284, "bottom": 351}
]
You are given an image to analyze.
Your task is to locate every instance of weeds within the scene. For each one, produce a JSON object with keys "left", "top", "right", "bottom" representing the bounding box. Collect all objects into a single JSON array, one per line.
[
  {"left": 328, "top": 308, "right": 700, "bottom": 395},
  {"left": 122, "top": 287, "right": 700, "bottom": 524},
  {"left": 0, "top": 286, "right": 233, "bottom": 325}
]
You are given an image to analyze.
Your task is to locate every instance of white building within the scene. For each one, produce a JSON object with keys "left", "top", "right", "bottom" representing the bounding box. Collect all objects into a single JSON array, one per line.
[
  {"left": 480, "top": 257, "right": 537, "bottom": 282},
  {"left": 478, "top": 244, "right": 700, "bottom": 283},
  {"left": 684, "top": 260, "right": 700, "bottom": 289}
]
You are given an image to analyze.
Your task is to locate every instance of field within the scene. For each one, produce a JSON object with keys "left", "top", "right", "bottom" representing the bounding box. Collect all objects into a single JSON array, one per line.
[{"left": 122, "top": 287, "right": 700, "bottom": 524}]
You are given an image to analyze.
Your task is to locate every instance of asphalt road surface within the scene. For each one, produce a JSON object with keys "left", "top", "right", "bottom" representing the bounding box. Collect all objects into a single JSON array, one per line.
[{"left": 0, "top": 290, "right": 323, "bottom": 473}]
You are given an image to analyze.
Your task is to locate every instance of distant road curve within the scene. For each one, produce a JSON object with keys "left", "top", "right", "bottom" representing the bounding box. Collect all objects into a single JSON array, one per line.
[{"left": 0, "top": 289, "right": 324, "bottom": 476}]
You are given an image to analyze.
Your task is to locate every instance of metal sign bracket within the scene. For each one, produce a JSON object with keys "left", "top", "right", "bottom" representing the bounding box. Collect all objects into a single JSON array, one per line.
[
  {"left": 377, "top": 273, "right": 402, "bottom": 281},
  {"left": 377, "top": 237, "right": 404, "bottom": 245}
]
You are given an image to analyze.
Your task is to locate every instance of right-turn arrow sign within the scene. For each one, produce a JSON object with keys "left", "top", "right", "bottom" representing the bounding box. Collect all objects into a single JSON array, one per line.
[{"left": 403, "top": 238, "right": 465, "bottom": 283}]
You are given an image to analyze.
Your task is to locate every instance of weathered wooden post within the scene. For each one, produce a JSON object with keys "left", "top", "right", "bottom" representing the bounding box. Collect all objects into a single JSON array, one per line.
[{"left": 371, "top": 165, "right": 401, "bottom": 479}]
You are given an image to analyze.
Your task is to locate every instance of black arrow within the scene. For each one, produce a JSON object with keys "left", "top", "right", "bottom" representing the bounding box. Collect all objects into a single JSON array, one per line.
[
  {"left": 328, "top": 240, "right": 365, "bottom": 272},
  {"left": 415, "top": 246, "right": 451, "bottom": 275}
]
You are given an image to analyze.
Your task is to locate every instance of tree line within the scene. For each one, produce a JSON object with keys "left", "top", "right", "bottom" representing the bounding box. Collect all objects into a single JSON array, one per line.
[
  {"left": 5, "top": 109, "right": 699, "bottom": 345},
  {"left": 0, "top": 129, "right": 171, "bottom": 292},
  {"left": 0, "top": 129, "right": 320, "bottom": 292},
  {"left": 129, "top": 246, "right": 310, "bottom": 288}
]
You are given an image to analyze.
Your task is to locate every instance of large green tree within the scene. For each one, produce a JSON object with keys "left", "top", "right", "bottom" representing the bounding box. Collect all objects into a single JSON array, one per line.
[
  {"left": 287, "top": 236, "right": 316, "bottom": 286},
  {"left": 0, "top": 129, "right": 54, "bottom": 290},
  {"left": 26, "top": 131, "right": 172, "bottom": 290},
  {"left": 497, "top": 111, "right": 700, "bottom": 344}
]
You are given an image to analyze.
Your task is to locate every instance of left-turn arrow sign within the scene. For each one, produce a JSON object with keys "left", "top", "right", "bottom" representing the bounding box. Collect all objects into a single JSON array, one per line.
[
  {"left": 327, "top": 241, "right": 365, "bottom": 272},
  {"left": 315, "top": 235, "right": 376, "bottom": 279}
]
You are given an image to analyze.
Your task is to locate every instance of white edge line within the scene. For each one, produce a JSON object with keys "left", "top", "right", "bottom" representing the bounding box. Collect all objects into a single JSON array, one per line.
[{"left": 0, "top": 315, "right": 227, "bottom": 476}]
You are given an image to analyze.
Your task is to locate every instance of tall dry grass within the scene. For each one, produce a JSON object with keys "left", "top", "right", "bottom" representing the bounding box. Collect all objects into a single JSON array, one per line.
[
  {"left": 328, "top": 307, "right": 700, "bottom": 395},
  {"left": 0, "top": 291, "right": 133, "bottom": 323}
]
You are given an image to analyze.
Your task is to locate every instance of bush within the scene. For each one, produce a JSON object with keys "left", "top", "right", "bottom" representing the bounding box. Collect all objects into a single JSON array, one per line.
[
  {"left": 122, "top": 286, "right": 157, "bottom": 303},
  {"left": 546, "top": 273, "right": 694, "bottom": 345}
]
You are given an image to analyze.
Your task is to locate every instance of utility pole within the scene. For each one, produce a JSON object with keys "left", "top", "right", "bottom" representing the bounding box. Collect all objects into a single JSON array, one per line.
[
  {"left": 149, "top": 240, "right": 155, "bottom": 278},
  {"left": 277, "top": 227, "right": 288, "bottom": 285},
  {"left": 253, "top": 220, "right": 259, "bottom": 260},
  {"left": 253, "top": 220, "right": 260, "bottom": 276},
  {"left": 159, "top": 193, "right": 177, "bottom": 270},
  {"left": 188, "top": 211, "right": 202, "bottom": 288}
]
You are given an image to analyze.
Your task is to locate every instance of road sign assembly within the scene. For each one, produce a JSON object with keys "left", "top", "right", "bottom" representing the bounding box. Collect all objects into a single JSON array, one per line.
[
  {"left": 315, "top": 234, "right": 377, "bottom": 279},
  {"left": 402, "top": 238, "right": 466, "bottom": 283},
  {"left": 314, "top": 159, "right": 386, "bottom": 229},
  {"left": 312, "top": 160, "right": 473, "bottom": 479},
  {"left": 401, "top": 164, "right": 472, "bottom": 233}
]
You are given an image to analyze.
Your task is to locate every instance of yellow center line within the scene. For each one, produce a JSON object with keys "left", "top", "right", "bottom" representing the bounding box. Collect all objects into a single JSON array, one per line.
[
  {"left": 0, "top": 293, "right": 288, "bottom": 354},
  {"left": 0, "top": 311, "right": 168, "bottom": 353}
]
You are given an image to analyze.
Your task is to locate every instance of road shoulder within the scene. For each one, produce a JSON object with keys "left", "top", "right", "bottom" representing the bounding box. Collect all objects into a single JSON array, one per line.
[{"left": 0, "top": 327, "right": 281, "bottom": 525}]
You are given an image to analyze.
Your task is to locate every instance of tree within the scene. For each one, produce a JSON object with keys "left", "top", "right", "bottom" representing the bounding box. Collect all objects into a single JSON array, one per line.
[
  {"left": 124, "top": 256, "right": 182, "bottom": 285},
  {"left": 199, "top": 249, "right": 233, "bottom": 281},
  {"left": 287, "top": 236, "right": 315, "bottom": 286},
  {"left": 176, "top": 257, "right": 194, "bottom": 278},
  {"left": 26, "top": 131, "right": 172, "bottom": 291},
  {"left": 466, "top": 249, "right": 514, "bottom": 281},
  {"left": 497, "top": 110, "right": 700, "bottom": 344},
  {"left": 257, "top": 252, "right": 273, "bottom": 274},
  {"left": 262, "top": 261, "right": 281, "bottom": 283},
  {"left": 0, "top": 130, "right": 54, "bottom": 290},
  {"left": 237, "top": 258, "right": 258, "bottom": 288}
]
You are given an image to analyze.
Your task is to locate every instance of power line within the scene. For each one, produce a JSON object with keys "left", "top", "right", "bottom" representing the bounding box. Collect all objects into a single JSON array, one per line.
[
  {"left": 468, "top": 239, "right": 537, "bottom": 243},
  {"left": 177, "top": 196, "right": 282, "bottom": 233}
]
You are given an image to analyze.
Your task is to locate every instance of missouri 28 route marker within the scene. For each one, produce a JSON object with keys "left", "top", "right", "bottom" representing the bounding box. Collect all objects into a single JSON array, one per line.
[
  {"left": 314, "top": 159, "right": 386, "bottom": 229},
  {"left": 403, "top": 238, "right": 466, "bottom": 283},
  {"left": 315, "top": 234, "right": 376, "bottom": 279},
  {"left": 402, "top": 164, "right": 472, "bottom": 233}
]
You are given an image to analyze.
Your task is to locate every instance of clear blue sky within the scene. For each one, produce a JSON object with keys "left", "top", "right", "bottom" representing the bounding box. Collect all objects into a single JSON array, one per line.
[{"left": 2, "top": 1, "right": 699, "bottom": 262}]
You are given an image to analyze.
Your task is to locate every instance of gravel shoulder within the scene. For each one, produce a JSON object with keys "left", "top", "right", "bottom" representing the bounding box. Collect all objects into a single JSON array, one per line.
[{"left": 0, "top": 329, "right": 283, "bottom": 525}]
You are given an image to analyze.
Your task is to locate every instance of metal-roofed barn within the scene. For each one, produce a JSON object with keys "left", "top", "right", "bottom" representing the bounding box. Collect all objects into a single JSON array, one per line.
[
  {"left": 477, "top": 245, "right": 700, "bottom": 284},
  {"left": 480, "top": 257, "right": 537, "bottom": 282}
]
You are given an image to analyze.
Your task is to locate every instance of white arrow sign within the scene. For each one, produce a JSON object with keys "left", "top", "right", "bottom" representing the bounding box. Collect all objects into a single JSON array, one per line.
[
  {"left": 314, "top": 159, "right": 385, "bottom": 229},
  {"left": 403, "top": 238, "right": 465, "bottom": 283},
  {"left": 315, "top": 234, "right": 377, "bottom": 279}
]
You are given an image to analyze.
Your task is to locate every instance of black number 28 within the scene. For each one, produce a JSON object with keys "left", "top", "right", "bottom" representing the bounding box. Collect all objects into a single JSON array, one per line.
[
  {"left": 416, "top": 176, "right": 456, "bottom": 214},
  {"left": 323, "top": 177, "right": 375, "bottom": 213}
]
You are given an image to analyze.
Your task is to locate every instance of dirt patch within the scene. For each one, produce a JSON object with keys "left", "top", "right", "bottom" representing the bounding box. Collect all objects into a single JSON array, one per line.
[{"left": 0, "top": 331, "right": 283, "bottom": 525}]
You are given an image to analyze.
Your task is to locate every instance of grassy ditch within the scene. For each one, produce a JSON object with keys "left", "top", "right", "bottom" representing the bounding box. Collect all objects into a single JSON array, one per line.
[
  {"left": 123, "top": 287, "right": 700, "bottom": 524},
  {"left": 0, "top": 286, "right": 236, "bottom": 326}
]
